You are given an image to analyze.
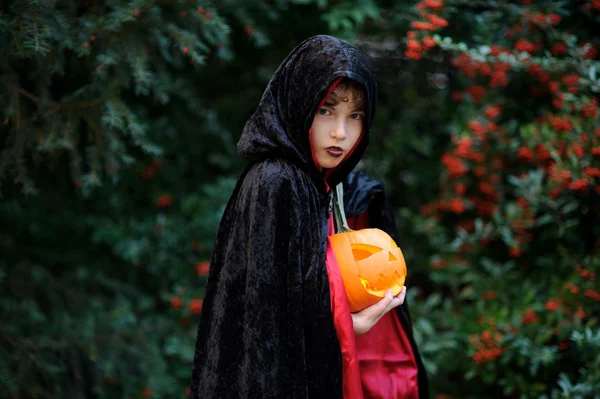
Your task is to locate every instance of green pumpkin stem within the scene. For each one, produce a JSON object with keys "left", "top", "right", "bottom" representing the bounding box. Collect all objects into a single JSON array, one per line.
[{"left": 333, "top": 183, "right": 352, "bottom": 233}]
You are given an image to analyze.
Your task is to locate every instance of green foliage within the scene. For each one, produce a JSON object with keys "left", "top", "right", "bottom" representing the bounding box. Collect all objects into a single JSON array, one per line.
[
  {"left": 300, "top": 0, "right": 600, "bottom": 397},
  {"left": 368, "top": 0, "right": 600, "bottom": 397},
  {"left": 0, "top": 1, "right": 327, "bottom": 397},
  {"left": 0, "top": 0, "right": 285, "bottom": 193}
]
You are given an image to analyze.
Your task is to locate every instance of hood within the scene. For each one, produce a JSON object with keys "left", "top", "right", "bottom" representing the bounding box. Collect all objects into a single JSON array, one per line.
[
  {"left": 237, "top": 35, "right": 378, "bottom": 188},
  {"left": 342, "top": 169, "right": 385, "bottom": 216},
  {"left": 343, "top": 169, "right": 398, "bottom": 240}
]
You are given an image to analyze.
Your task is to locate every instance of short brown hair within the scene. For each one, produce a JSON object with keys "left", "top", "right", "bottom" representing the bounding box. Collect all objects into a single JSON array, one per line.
[{"left": 326, "top": 78, "right": 365, "bottom": 112}]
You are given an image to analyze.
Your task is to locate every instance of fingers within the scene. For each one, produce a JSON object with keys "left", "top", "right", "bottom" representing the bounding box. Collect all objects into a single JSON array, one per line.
[
  {"left": 367, "top": 290, "right": 394, "bottom": 315},
  {"left": 396, "top": 286, "right": 407, "bottom": 303},
  {"left": 371, "top": 289, "right": 401, "bottom": 316},
  {"left": 356, "top": 287, "right": 408, "bottom": 319},
  {"left": 384, "top": 286, "right": 407, "bottom": 313},
  {"left": 352, "top": 287, "right": 409, "bottom": 335}
]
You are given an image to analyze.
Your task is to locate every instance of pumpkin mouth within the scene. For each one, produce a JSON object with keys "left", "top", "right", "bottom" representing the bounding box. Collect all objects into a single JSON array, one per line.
[{"left": 359, "top": 272, "right": 404, "bottom": 296}]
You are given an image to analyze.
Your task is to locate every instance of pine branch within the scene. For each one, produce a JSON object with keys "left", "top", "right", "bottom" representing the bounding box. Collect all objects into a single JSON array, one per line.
[{"left": 16, "top": 87, "right": 104, "bottom": 117}]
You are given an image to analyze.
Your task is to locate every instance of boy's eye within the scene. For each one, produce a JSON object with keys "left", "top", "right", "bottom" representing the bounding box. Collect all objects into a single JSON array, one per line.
[
  {"left": 350, "top": 113, "right": 364, "bottom": 120},
  {"left": 318, "top": 108, "right": 331, "bottom": 116}
]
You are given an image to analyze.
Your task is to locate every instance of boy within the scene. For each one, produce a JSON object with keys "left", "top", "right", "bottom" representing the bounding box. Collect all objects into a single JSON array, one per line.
[{"left": 190, "top": 35, "right": 403, "bottom": 399}]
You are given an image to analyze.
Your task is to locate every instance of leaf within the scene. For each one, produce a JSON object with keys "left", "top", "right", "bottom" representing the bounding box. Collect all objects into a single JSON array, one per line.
[{"left": 415, "top": 318, "right": 435, "bottom": 336}]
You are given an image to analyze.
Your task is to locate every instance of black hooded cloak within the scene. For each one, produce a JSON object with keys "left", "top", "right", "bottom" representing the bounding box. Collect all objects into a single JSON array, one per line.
[
  {"left": 342, "top": 170, "right": 430, "bottom": 399},
  {"left": 190, "top": 35, "right": 377, "bottom": 399}
]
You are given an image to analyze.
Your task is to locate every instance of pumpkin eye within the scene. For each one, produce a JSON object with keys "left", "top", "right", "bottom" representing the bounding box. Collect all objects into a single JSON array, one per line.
[{"left": 351, "top": 244, "right": 382, "bottom": 261}]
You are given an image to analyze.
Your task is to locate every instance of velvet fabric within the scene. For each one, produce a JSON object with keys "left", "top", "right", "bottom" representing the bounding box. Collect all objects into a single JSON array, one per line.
[
  {"left": 342, "top": 170, "right": 430, "bottom": 399},
  {"left": 190, "top": 35, "right": 377, "bottom": 399}
]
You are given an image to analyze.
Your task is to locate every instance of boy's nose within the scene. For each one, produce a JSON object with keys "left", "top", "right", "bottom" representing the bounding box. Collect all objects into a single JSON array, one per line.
[{"left": 331, "top": 120, "right": 347, "bottom": 139}]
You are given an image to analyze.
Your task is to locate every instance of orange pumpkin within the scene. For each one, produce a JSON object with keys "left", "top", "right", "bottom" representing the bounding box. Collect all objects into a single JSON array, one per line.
[
  {"left": 330, "top": 228, "right": 406, "bottom": 312},
  {"left": 330, "top": 184, "right": 407, "bottom": 312}
]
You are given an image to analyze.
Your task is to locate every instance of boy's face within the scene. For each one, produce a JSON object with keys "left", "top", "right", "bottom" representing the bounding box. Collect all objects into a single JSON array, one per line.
[{"left": 309, "top": 85, "right": 365, "bottom": 170}]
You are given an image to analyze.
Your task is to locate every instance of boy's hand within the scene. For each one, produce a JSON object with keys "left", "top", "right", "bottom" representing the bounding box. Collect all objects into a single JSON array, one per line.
[{"left": 351, "top": 286, "right": 406, "bottom": 335}]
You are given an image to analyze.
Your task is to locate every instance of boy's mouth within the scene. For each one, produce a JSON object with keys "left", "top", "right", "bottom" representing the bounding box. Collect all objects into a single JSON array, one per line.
[{"left": 326, "top": 146, "right": 344, "bottom": 158}]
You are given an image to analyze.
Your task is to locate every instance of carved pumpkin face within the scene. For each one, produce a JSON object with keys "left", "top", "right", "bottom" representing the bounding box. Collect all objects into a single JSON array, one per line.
[{"left": 330, "top": 228, "right": 407, "bottom": 312}]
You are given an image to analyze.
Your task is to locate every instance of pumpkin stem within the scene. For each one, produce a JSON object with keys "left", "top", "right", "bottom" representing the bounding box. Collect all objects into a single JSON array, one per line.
[{"left": 333, "top": 183, "right": 352, "bottom": 233}]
